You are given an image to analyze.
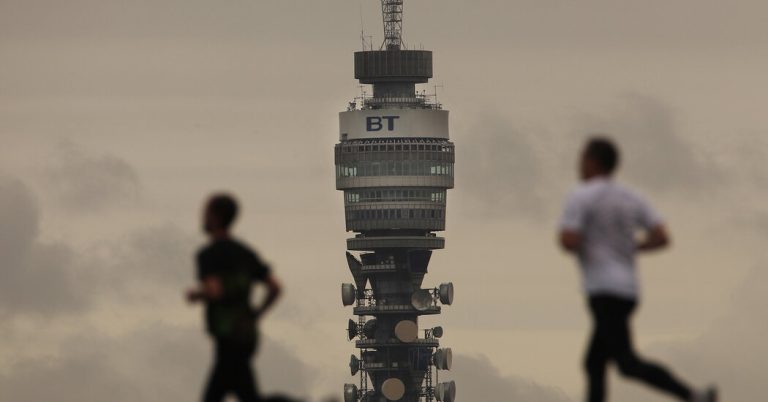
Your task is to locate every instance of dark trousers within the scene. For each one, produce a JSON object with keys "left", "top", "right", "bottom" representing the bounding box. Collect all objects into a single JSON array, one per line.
[
  {"left": 203, "top": 337, "right": 260, "bottom": 402},
  {"left": 585, "top": 295, "right": 692, "bottom": 402}
]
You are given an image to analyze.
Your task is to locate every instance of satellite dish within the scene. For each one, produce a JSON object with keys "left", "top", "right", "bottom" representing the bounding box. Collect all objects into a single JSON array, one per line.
[
  {"left": 432, "top": 326, "right": 444, "bottom": 338},
  {"left": 362, "top": 319, "right": 377, "bottom": 339},
  {"left": 410, "top": 289, "right": 433, "bottom": 311},
  {"left": 442, "top": 348, "right": 453, "bottom": 370},
  {"left": 344, "top": 383, "right": 359, "bottom": 402},
  {"left": 435, "top": 383, "right": 446, "bottom": 401},
  {"left": 435, "top": 381, "right": 456, "bottom": 402},
  {"left": 381, "top": 378, "right": 405, "bottom": 401},
  {"left": 394, "top": 320, "right": 418, "bottom": 343},
  {"left": 439, "top": 282, "right": 454, "bottom": 305},
  {"left": 444, "top": 381, "right": 456, "bottom": 402},
  {"left": 433, "top": 350, "right": 442, "bottom": 368},
  {"left": 349, "top": 354, "right": 360, "bottom": 375},
  {"left": 348, "top": 319, "right": 358, "bottom": 340},
  {"left": 342, "top": 283, "right": 357, "bottom": 306},
  {"left": 433, "top": 348, "right": 453, "bottom": 370}
]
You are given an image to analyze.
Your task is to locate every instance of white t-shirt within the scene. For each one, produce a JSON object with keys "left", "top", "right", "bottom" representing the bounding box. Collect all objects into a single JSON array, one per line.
[{"left": 560, "top": 177, "right": 662, "bottom": 300}]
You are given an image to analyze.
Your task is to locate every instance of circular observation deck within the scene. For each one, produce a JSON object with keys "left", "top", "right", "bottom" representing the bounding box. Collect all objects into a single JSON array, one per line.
[{"left": 335, "top": 138, "right": 455, "bottom": 191}]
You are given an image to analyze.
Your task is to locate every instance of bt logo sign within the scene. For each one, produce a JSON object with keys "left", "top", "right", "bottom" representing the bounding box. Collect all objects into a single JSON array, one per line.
[{"left": 366, "top": 116, "right": 400, "bottom": 132}]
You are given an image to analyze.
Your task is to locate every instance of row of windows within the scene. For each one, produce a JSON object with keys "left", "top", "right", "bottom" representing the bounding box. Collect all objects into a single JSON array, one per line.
[
  {"left": 345, "top": 189, "right": 446, "bottom": 204},
  {"left": 347, "top": 208, "right": 445, "bottom": 221},
  {"left": 336, "top": 161, "right": 453, "bottom": 178},
  {"left": 338, "top": 143, "right": 453, "bottom": 153},
  {"left": 335, "top": 149, "right": 454, "bottom": 163}
]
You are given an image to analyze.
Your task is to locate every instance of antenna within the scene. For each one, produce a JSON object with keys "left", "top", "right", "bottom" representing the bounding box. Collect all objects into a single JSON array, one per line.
[
  {"left": 381, "top": 0, "right": 404, "bottom": 50},
  {"left": 359, "top": 1, "right": 374, "bottom": 51},
  {"left": 360, "top": 0, "right": 365, "bottom": 50},
  {"left": 433, "top": 84, "right": 444, "bottom": 106}
]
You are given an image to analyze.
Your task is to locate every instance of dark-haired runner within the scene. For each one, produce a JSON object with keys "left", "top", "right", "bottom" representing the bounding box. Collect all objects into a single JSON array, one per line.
[
  {"left": 558, "top": 138, "right": 716, "bottom": 402},
  {"left": 187, "top": 193, "right": 282, "bottom": 402}
]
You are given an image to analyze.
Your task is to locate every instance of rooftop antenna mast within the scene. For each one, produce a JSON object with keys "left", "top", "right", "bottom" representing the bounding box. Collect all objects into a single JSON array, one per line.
[
  {"left": 360, "top": 0, "right": 373, "bottom": 51},
  {"left": 381, "top": 0, "right": 404, "bottom": 50}
]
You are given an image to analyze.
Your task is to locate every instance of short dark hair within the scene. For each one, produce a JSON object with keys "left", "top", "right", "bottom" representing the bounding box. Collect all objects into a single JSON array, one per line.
[
  {"left": 208, "top": 193, "right": 239, "bottom": 228},
  {"left": 584, "top": 137, "right": 620, "bottom": 174}
]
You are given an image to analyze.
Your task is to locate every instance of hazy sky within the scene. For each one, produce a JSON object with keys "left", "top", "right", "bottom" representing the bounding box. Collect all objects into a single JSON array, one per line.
[{"left": 1, "top": 0, "right": 767, "bottom": 401}]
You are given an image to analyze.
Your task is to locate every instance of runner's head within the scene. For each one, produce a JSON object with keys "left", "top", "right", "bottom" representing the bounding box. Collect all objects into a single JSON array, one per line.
[
  {"left": 203, "top": 193, "right": 239, "bottom": 236},
  {"left": 581, "top": 137, "right": 620, "bottom": 180}
]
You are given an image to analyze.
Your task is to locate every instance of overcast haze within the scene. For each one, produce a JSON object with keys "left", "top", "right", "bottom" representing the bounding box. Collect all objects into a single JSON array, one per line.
[{"left": 1, "top": 0, "right": 767, "bottom": 400}]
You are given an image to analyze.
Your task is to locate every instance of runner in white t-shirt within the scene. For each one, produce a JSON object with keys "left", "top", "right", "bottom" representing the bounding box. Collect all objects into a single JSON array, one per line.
[{"left": 558, "top": 137, "right": 716, "bottom": 402}]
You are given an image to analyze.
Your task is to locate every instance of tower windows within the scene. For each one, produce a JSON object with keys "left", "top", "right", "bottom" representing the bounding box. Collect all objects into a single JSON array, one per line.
[
  {"left": 344, "top": 206, "right": 447, "bottom": 230},
  {"left": 336, "top": 160, "right": 454, "bottom": 178},
  {"left": 344, "top": 188, "right": 446, "bottom": 204}
]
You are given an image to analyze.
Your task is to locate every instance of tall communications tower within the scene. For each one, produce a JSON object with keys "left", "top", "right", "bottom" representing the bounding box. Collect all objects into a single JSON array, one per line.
[{"left": 337, "top": 2, "right": 456, "bottom": 402}]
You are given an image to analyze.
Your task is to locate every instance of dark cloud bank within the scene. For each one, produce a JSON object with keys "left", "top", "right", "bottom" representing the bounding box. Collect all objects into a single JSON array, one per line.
[
  {"left": 0, "top": 175, "right": 315, "bottom": 400},
  {"left": 0, "top": 324, "right": 315, "bottom": 402},
  {"left": 43, "top": 141, "right": 139, "bottom": 213},
  {"left": 573, "top": 94, "right": 723, "bottom": 195},
  {"left": 0, "top": 171, "right": 179, "bottom": 317},
  {"left": 453, "top": 354, "right": 573, "bottom": 402},
  {"left": 614, "top": 263, "right": 768, "bottom": 402},
  {"left": 0, "top": 177, "right": 85, "bottom": 316},
  {"left": 458, "top": 94, "right": 727, "bottom": 221},
  {"left": 0, "top": 172, "right": 574, "bottom": 401}
]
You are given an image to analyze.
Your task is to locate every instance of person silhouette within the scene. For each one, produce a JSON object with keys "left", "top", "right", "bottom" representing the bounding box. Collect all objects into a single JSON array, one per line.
[
  {"left": 187, "top": 193, "right": 282, "bottom": 402},
  {"left": 558, "top": 138, "right": 717, "bottom": 402}
]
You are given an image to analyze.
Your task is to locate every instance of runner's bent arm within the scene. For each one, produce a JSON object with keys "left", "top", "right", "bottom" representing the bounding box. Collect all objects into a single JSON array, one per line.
[{"left": 637, "top": 224, "right": 670, "bottom": 252}]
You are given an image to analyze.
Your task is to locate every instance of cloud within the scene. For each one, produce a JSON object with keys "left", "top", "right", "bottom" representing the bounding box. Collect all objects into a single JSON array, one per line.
[
  {"left": 0, "top": 177, "right": 86, "bottom": 316},
  {"left": 0, "top": 324, "right": 316, "bottom": 402},
  {"left": 83, "top": 224, "right": 198, "bottom": 304},
  {"left": 457, "top": 115, "right": 554, "bottom": 219},
  {"left": 42, "top": 141, "right": 139, "bottom": 213},
  {"left": 0, "top": 342, "right": 133, "bottom": 402},
  {"left": 608, "top": 262, "right": 768, "bottom": 402},
  {"left": 452, "top": 354, "right": 573, "bottom": 402},
  {"left": 0, "top": 175, "right": 318, "bottom": 400},
  {"left": 573, "top": 94, "right": 723, "bottom": 195},
  {"left": 0, "top": 171, "right": 204, "bottom": 316},
  {"left": 0, "top": 171, "right": 168, "bottom": 317},
  {"left": 456, "top": 94, "right": 726, "bottom": 221}
]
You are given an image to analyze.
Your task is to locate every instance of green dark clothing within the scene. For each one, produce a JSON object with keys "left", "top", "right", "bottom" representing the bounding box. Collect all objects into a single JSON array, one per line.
[{"left": 197, "top": 239, "right": 270, "bottom": 341}]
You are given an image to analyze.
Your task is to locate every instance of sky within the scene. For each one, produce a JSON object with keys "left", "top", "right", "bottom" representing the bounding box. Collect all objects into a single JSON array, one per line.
[{"left": 1, "top": 0, "right": 767, "bottom": 400}]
